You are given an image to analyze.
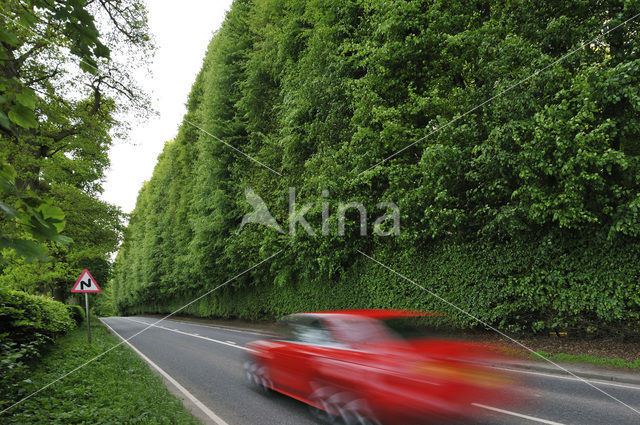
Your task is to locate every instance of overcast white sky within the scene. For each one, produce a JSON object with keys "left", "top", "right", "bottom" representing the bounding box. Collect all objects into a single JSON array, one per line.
[{"left": 101, "top": 0, "right": 234, "bottom": 214}]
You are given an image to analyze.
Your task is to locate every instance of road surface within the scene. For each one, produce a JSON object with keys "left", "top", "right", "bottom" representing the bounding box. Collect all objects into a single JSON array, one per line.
[{"left": 100, "top": 316, "right": 640, "bottom": 425}]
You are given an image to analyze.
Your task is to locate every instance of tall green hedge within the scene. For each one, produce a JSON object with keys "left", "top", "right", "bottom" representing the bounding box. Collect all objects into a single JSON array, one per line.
[
  {"left": 119, "top": 234, "right": 640, "bottom": 335},
  {"left": 112, "top": 0, "right": 640, "bottom": 335}
]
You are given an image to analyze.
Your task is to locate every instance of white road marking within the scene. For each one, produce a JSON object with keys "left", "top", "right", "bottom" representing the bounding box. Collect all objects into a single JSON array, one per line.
[
  {"left": 489, "top": 365, "right": 640, "bottom": 391},
  {"left": 122, "top": 317, "right": 249, "bottom": 351},
  {"left": 135, "top": 316, "right": 271, "bottom": 336},
  {"left": 226, "top": 341, "right": 237, "bottom": 345},
  {"left": 473, "top": 403, "right": 566, "bottom": 425},
  {"left": 101, "top": 319, "right": 231, "bottom": 425}
]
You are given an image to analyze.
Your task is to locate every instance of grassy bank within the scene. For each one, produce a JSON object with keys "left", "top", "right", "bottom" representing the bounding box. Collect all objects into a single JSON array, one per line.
[
  {"left": 533, "top": 351, "right": 640, "bottom": 370},
  {"left": 2, "top": 318, "right": 199, "bottom": 424}
]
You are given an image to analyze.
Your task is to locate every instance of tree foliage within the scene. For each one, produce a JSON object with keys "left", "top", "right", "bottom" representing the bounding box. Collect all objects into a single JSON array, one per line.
[
  {"left": 0, "top": 0, "right": 152, "bottom": 299},
  {"left": 113, "top": 0, "right": 640, "bottom": 334}
]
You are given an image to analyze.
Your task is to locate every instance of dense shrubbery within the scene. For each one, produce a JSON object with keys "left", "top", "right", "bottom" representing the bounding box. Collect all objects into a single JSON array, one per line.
[
  {"left": 66, "top": 304, "right": 85, "bottom": 326},
  {"left": 0, "top": 287, "right": 76, "bottom": 406},
  {"left": 120, "top": 234, "right": 640, "bottom": 336},
  {"left": 113, "top": 0, "right": 640, "bottom": 335}
]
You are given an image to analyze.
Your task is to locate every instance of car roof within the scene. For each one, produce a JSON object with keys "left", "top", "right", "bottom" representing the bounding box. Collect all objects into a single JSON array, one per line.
[{"left": 294, "top": 309, "right": 439, "bottom": 319}]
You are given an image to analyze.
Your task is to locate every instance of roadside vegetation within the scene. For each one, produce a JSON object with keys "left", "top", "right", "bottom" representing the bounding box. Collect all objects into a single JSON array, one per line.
[
  {"left": 0, "top": 0, "right": 152, "bottom": 297},
  {"left": 112, "top": 0, "right": 640, "bottom": 337},
  {"left": 3, "top": 318, "right": 199, "bottom": 424},
  {"left": 532, "top": 351, "right": 640, "bottom": 370},
  {"left": 0, "top": 287, "right": 80, "bottom": 405},
  {"left": 0, "top": 0, "right": 164, "bottom": 419}
]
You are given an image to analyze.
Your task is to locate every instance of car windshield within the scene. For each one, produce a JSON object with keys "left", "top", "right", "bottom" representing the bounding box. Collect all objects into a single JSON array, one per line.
[
  {"left": 330, "top": 315, "right": 451, "bottom": 345},
  {"left": 273, "top": 315, "right": 337, "bottom": 346}
]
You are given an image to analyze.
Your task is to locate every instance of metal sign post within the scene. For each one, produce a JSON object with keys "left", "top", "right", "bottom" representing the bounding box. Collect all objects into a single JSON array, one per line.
[
  {"left": 85, "top": 293, "right": 91, "bottom": 344},
  {"left": 71, "top": 269, "right": 102, "bottom": 344}
]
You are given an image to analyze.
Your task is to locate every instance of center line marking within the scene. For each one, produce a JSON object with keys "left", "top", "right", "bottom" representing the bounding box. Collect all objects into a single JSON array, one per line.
[
  {"left": 488, "top": 365, "right": 640, "bottom": 391},
  {"left": 123, "top": 317, "right": 249, "bottom": 351}
]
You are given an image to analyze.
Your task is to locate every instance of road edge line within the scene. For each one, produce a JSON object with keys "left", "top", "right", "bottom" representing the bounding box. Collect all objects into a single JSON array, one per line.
[{"left": 100, "top": 318, "right": 231, "bottom": 425}]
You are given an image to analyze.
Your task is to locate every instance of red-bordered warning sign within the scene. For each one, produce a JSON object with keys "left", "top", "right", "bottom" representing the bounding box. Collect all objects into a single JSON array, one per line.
[{"left": 71, "top": 269, "right": 102, "bottom": 293}]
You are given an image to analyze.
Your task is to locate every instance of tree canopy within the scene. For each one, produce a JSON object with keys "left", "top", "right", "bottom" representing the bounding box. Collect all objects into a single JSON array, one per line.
[{"left": 0, "top": 0, "right": 152, "bottom": 300}]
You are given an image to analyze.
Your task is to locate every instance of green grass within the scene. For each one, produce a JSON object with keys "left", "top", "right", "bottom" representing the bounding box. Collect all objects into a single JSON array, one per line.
[
  {"left": 532, "top": 351, "right": 640, "bottom": 370},
  {"left": 2, "top": 318, "right": 200, "bottom": 425}
]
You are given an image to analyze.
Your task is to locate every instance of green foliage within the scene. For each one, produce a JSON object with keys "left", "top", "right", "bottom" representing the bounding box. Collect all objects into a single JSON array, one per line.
[
  {"left": 92, "top": 282, "right": 118, "bottom": 317},
  {"left": 0, "top": 160, "right": 71, "bottom": 261},
  {"left": 2, "top": 319, "right": 199, "bottom": 424},
  {"left": 66, "top": 304, "right": 85, "bottom": 326},
  {"left": 1, "top": 0, "right": 149, "bottom": 298},
  {"left": 0, "top": 287, "right": 75, "bottom": 344},
  {"left": 0, "top": 287, "right": 75, "bottom": 402},
  {"left": 533, "top": 351, "right": 640, "bottom": 370},
  {"left": 113, "top": 0, "right": 640, "bottom": 335},
  {"left": 0, "top": 2, "right": 151, "bottom": 410},
  {"left": 118, "top": 235, "right": 640, "bottom": 336}
]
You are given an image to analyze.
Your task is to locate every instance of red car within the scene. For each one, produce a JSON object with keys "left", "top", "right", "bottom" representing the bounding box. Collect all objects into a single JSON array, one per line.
[{"left": 245, "top": 310, "right": 525, "bottom": 425}]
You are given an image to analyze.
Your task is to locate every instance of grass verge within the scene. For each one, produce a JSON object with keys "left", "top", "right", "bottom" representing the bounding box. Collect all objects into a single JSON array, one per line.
[
  {"left": 2, "top": 318, "right": 200, "bottom": 424},
  {"left": 532, "top": 351, "right": 640, "bottom": 370}
]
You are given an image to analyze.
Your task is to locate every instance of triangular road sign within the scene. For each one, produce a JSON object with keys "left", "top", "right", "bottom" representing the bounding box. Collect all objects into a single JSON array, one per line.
[{"left": 71, "top": 269, "right": 102, "bottom": 293}]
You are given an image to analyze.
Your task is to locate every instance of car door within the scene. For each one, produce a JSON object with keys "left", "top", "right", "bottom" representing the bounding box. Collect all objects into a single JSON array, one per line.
[{"left": 268, "top": 315, "right": 336, "bottom": 398}]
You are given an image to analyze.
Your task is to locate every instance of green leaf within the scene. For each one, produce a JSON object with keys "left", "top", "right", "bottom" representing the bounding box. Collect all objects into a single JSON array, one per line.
[
  {"left": 0, "top": 236, "right": 48, "bottom": 262},
  {"left": 79, "top": 58, "right": 98, "bottom": 74},
  {"left": 39, "top": 203, "right": 65, "bottom": 222},
  {"left": 93, "top": 43, "right": 111, "bottom": 59},
  {"left": 8, "top": 104, "right": 38, "bottom": 129},
  {"left": 17, "top": 9, "right": 37, "bottom": 28},
  {"left": 0, "top": 110, "right": 10, "bottom": 130},
  {"left": 0, "top": 160, "right": 17, "bottom": 183},
  {"left": 16, "top": 89, "right": 37, "bottom": 109},
  {"left": 0, "top": 175, "right": 14, "bottom": 193},
  {"left": 51, "top": 234, "right": 73, "bottom": 244},
  {"left": 0, "top": 201, "right": 19, "bottom": 219},
  {"left": 39, "top": 203, "right": 66, "bottom": 233},
  {"left": 0, "top": 28, "right": 19, "bottom": 46}
]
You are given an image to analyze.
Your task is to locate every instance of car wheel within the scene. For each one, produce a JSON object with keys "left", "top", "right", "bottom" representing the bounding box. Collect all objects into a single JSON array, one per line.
[
  {"left": 308, "top": 384, "right": 340, "bottom": 424},
  {"left": 308, "top": 384, "right": 381, "bottom": 425},
  {"left": 338, "top": 397, "right": 381, "bottom": 425},
  {"left": 244, "top": 360, "right": 272, "bottom": 393}
]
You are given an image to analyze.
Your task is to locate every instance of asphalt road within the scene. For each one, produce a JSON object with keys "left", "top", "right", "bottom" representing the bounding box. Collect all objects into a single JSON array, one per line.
[{"left": 100, "top": 316, "right": 640, "bottom": 425}]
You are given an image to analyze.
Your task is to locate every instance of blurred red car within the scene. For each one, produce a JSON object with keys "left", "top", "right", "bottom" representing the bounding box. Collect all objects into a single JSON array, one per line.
[{"left": 245, "top": 309, "right": 525, "bottom": 425}]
